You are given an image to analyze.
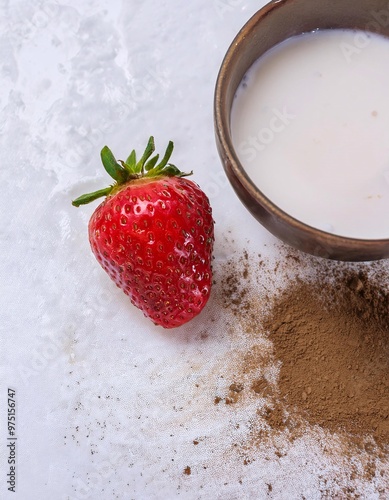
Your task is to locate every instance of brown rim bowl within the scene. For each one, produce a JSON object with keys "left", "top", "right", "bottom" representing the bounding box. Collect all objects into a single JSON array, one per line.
[{"left": 214, "top": 0, "right": 389, "bottom": 261}]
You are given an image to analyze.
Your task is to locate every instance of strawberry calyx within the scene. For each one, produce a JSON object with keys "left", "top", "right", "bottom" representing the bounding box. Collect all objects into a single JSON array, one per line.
[{"left": 72, "top": 136, "right": 192, "bottom": 207}]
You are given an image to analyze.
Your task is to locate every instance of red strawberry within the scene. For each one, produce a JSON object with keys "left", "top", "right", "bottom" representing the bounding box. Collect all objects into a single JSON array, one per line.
[{"left": 72, "top": 137, "right": 214, "bottom": 328}]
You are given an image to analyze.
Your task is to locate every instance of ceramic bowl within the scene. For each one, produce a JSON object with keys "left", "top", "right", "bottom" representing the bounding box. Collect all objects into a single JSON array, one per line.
[{"left": 214, "top": 0, "right": 389, "bottom": 261}]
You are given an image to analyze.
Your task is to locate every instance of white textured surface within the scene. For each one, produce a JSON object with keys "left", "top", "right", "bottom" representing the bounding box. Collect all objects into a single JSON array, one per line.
[{"left": 0, "top": 1, "right": 388, "bottom": 499}]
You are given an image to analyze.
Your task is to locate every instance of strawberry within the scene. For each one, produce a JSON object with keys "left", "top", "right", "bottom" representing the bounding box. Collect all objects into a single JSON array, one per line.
[{"left": 72, "top": 137, "right": 214, "bottom": 328}]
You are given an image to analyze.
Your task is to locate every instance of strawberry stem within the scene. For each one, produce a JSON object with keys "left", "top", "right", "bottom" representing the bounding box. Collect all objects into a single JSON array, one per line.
[{"left": 71, "top": 137, "right": 192, "bottom": 207}]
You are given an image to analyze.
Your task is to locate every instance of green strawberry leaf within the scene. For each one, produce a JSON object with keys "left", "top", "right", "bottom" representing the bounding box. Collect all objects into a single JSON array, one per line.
[
  {"left": 135, "top": 136, "right": 155, "bottom": 174},
  {"left": 125, "top": 149, "right": 136, "bottom": 172},
  {"left": 161, "top": 164, "right": 193, "bottom": 177},
  {"left": 72, "top": 186, "right": 113, "bottom": 207},
  {"left": 145, "top": 154, "right": 159, "bottom": 171},
  {"left": 101, "top": 146, "right": 128, "bottom": 183},
  {"left": 155, "top": 141, "right": 174, "bottom": 171}
]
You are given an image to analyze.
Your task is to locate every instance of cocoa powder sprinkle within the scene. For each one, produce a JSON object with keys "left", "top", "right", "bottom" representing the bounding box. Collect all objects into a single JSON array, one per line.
[
  {"left": 218, "top": 248, "right": 389, "bottom": 477},
  {"left": 264, "top": 269, "right": 389, "bottom": 448}
]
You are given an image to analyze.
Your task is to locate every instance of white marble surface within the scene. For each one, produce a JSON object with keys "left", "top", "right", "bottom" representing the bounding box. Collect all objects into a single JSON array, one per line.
[{"left": 1, "top": 1, "right": 388, "bottom": 499}]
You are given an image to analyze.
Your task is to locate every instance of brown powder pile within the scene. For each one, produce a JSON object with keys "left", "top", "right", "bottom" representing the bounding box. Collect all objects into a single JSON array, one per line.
[
  {"left": 264, "top": 269, "right": 389, "bottom": 448},
  {"left": 218, "top": 252, "right": 389, "bottom": 456}
]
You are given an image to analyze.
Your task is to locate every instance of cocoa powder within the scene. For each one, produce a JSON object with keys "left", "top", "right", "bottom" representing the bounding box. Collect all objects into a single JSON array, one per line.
[
  {"left": 219, "top": 250, "right": 389, "bottom": 456},
  {"left": 265, "top": 268, "right": 389, "bottom": 447}
]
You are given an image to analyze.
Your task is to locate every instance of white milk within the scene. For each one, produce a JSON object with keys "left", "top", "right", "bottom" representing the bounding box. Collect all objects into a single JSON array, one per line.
[{"left": 231, "top": 29, "right": 389, "bottom": 239}]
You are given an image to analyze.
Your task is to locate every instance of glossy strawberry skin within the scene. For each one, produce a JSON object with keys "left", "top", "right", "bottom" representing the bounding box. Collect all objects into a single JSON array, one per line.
[{"left": 88, "top": 175, "right": 214, "bottom": 328}]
